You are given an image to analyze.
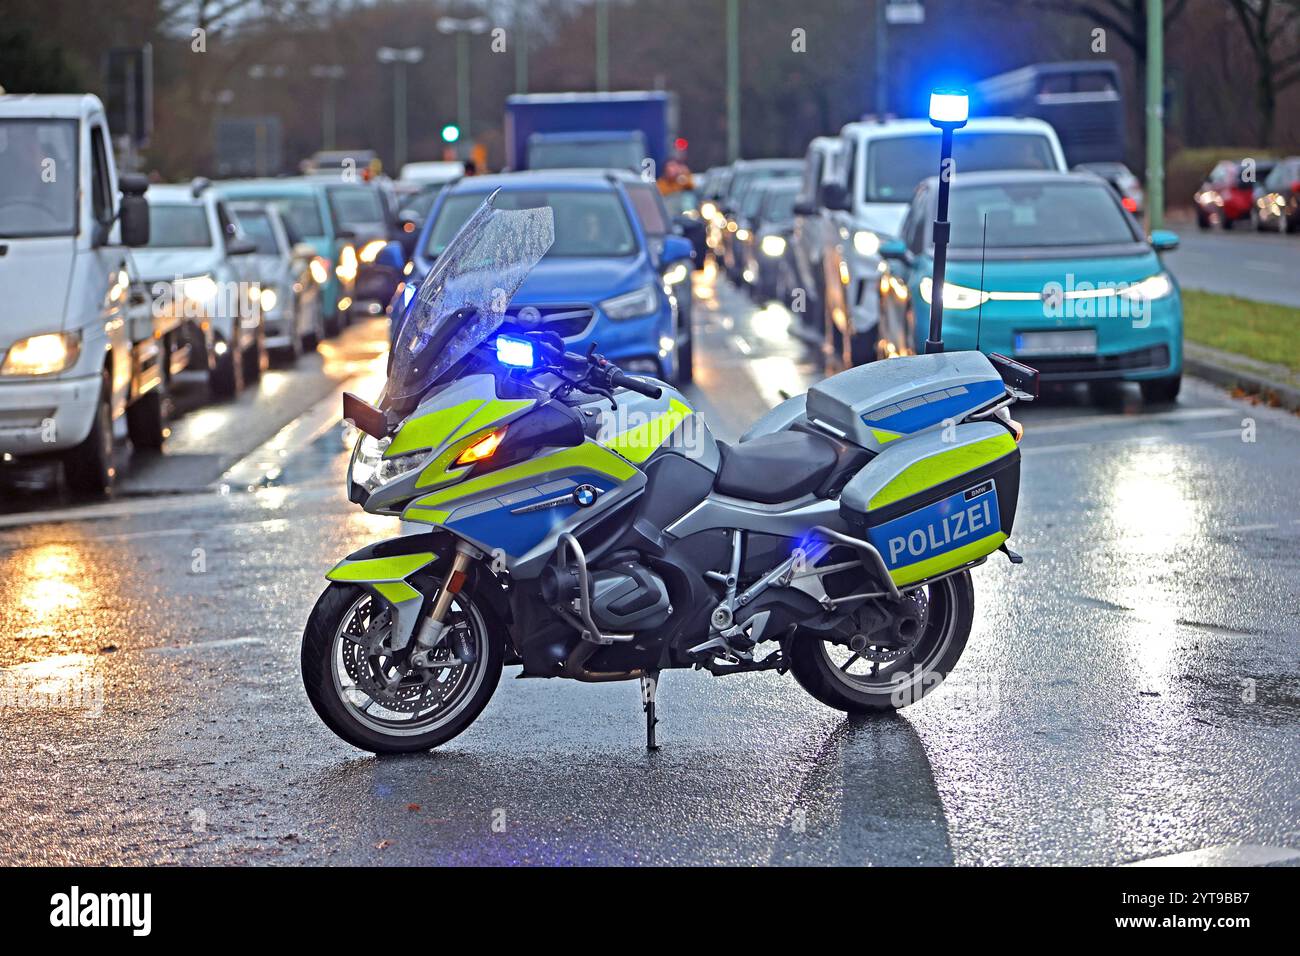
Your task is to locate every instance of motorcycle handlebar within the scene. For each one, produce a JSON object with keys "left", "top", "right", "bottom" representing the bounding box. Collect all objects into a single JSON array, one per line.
[{"left": 609, "top": 369, "right": 662, "bottom": 399}]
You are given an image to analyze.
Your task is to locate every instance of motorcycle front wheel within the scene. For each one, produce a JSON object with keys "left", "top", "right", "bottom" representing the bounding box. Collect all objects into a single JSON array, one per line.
[
  {"left": 786, "top": 570, "right": 974, "bottom": 714},
  {"left": 301, "top": 582, "right": 503, "bottom": 754}
]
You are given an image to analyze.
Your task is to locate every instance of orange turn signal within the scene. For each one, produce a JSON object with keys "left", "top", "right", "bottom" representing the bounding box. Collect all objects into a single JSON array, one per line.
[{"left": 454, "top": 428, "right": 506, "bottom": 466}]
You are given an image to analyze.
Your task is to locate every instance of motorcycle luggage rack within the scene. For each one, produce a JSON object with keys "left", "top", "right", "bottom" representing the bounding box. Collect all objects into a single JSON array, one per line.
[{"left": 805, "top": 525, "right": 903, "bottom": 602}]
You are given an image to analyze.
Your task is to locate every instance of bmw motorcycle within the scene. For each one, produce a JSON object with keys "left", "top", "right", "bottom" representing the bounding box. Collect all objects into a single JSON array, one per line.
[{"left": 301, "top": 192, "right": 1039, "bottom": 754}]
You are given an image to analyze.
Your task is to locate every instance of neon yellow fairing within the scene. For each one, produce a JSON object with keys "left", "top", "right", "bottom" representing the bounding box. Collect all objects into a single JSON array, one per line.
[
  {"left": 604, "top": 399, "right": 693, "bottom": 463},
  {"left": 386, "top": 398, "right": 533, "bottom": 458},
  {"left": 402, "top": 441, "right": 638, "bottom": 525},
  {"left": 326, "top": 552, "right": 436, "bottom": 582}
]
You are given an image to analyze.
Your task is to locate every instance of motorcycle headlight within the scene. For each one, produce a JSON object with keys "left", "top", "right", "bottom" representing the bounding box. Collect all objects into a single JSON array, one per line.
[
  {"left": 350, "top": 433, "right": 424, "bottom": 495},
  {"left": 601, "top": 284, "right": 659, "bottom": 321},
  {"left": 1120, "top": 272, "right": 1174, "bottom": 302},
  {"left": 919, "top": 277, "right": 989, "bottom": 311}
]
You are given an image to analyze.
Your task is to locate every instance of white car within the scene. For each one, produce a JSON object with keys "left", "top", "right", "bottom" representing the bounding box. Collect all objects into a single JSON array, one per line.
[
  {"left": 133, "top": 181, "right": 265, "bottom": 398},
  {"left": 228, "top": 202, "right": 325, "bottom": 361},
  {"left": 0, "top": 93, "right": 165, "bottom": 495},
  {"left": 817, "top": 117, "right": 1069, "bottom": 367}
]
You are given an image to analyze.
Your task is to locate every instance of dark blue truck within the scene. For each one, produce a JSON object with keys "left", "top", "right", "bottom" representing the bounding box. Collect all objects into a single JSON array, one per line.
[{"left": 504, "top": 91, "right": 678, "bottom": 173}]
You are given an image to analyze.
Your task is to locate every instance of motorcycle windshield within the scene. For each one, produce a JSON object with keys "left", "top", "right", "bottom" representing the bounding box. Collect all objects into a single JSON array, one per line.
[{"left": 387, "top": 190, "right": 554, "bottom": 401}]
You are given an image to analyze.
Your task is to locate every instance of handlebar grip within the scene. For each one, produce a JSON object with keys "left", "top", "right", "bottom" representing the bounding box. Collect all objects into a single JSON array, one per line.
[{"left": 610, "top": 369, "right": 662, "bottom": 399}]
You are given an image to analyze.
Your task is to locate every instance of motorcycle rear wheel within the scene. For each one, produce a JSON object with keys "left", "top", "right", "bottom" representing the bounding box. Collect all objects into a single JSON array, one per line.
[
  {"left": 301, "top": 581, "right": 503, "bottom": 753},
  {"left": 787, "top": 571, "right": 974, "bottom": 713}
]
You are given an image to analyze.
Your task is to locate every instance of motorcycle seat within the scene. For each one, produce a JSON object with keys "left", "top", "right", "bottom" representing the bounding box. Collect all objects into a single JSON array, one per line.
[{"left": 714, "top": 430, "right": 838, "bottom": 503}]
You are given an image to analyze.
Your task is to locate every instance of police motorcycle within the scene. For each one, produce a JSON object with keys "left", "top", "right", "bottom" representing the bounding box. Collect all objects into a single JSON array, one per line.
[{"left": 302, "top": 178, "right": 1039, "bottom": 754}]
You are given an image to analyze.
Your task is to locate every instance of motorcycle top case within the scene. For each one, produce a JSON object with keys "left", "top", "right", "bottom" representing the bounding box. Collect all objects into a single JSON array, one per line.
[
  {"left": 807, "top": 351, "right": 1008, "bottom": 453},
  {"left": 839, "top": 420, "right": 1020, "bottom": 587}
]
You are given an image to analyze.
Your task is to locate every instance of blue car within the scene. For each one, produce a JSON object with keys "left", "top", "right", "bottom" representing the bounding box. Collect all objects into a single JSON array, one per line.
[
  {"left": 402, "top": 171, "right": 694, "bottom": 384},
  {"left": 877, "top": 170, "right": 1183, "bottom": 403}
]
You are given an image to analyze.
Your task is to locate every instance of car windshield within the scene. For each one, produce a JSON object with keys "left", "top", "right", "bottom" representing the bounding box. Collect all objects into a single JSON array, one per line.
[
  {"left": 866, "top": 133, "right": 1058, "bottom": 202},
  {"left": 528, "top": 137, "right": 644, "bottom": 171},
  {"left": 760, "top": 188, "right": 798, "bottom": 223},
  {"left": 327, "top": 186, "right": 386, "bottom": 229},
  {"left": 255, "top": 195, "right": 325, "bottom": 238},
  {"left": 945, "top": 181, "right": 1138, "bottom": 249},
  {"left": 425, "top": 189, "right": 636, "bottom": 259},
  {"left": 146, "top": 204, "right": 213, "bottom": 247},
  {"left": 232, "top": 209, "right": 279, "bottom": 254},
  {"left": 388, "top": 191, "right": 554, "bottom": 402},
  {"left": 727, "top": 166, "right": 799, "bottom": 206},
  {"left": 0, "top": 118, "right": 78, "bottom": 238}
]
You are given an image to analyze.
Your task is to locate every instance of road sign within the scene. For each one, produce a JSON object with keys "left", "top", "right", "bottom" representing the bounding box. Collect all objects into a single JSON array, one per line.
[{"left": 104, "top": 45, "right": 153, "bottom": 146}]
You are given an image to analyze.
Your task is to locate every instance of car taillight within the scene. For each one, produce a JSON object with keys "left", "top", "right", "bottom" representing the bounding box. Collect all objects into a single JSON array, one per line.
[{"left": 1122, "top": 196, "right": 1138, "bottom": 213}]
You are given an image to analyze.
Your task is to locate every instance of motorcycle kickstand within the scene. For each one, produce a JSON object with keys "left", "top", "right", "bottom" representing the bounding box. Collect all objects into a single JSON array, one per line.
[{"left": 640, "top": 671, "right": 660, "bottom": 752}]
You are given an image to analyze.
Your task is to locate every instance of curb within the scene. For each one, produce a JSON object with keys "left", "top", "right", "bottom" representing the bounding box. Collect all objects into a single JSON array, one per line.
[{"left": 1184, "top": 342, "right": 1300, "bottom": 413}]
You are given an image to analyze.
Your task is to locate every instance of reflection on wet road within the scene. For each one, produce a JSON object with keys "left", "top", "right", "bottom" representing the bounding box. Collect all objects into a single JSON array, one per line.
[{"left": 0, "top": 269, "right": 1297, "bottom": 865}]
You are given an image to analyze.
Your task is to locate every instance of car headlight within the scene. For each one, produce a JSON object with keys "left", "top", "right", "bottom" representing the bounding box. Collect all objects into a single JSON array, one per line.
[
  {"left": 919, "top": 277, "right": 989, "bottom": 311},
  {"left": 1120, "top": 272, "right": 1174, "bottom": 301},
  {"left": 309, "top": 257, "right": 330, "bottom": 285},
  {"left": 349, "top": 433, "right": 425, "bottom": 495},
  {"left": 1, "top": 331, "right": 81, "bottom": 377},
  {"left": 258, "top": 287, "right": 279, "bottom": 312},
  {"left": 336, "top": 244, "right": 358, "bottom": 283},
  {"left": 735, "top": 228, "right": 751, "bottom": 242},
  {"left": 601, "top": 284, "right": 659, "bottom": 320},
  {"left": 176, "top": 273, "right": 218, "bottom": 305},
  {"left": 662, "top": 262, "right": 689, "bottom": 286},
  {"left": 358, "top": 239, "right": 387, "bottom": 264},
  {"left": 853, "top": 230, "right": 881, "bottom": 257},
  {"left": 701, "top": 201, "right": 717, "bottom": 221},
  {"left": 761, "top": 234, "right": 787, "bottom": 257}
]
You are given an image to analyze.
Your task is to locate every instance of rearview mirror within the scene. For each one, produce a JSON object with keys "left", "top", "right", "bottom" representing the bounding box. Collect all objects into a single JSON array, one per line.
[
  {"left": 1149, "top": 229, "right": 1179, "bottom": 252},
  {"left": 879, "top": 238, "right": 909, "bottom": 260},
  {"left": 820, "top": 181, "right": 849, "bottom": 212},
  {"left": 118, "top": 174, "right": 150, "bottom": 247},
  {"left": 662, "top": 234, "right": 694, "bottom": 265},
  {"left": 375, "top": 241, "right": 406, "bottom": 270}
]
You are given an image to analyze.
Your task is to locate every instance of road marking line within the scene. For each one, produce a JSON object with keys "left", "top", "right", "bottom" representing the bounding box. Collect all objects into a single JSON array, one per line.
[
  {"left": 1025, "top": 407, "right": 1235, "bottom": 436},
  {"left": 1124, "top": 844, "right": 1300, "bottom": 867},
  {"left": 144, "top": 637, "right": 267, "bottom": 654}
]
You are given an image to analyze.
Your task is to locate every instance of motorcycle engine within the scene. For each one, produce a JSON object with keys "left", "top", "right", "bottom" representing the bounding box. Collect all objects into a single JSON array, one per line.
[{"left": 541, "top": 558, "right": 672, "bottom": 633}]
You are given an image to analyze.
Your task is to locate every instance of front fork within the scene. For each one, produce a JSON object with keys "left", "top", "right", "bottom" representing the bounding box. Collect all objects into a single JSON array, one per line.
[
  {"left": 324, "top": 536, "right": 481, "bottom": 660},
  {"left": 408, "top": 544, "right": 479, "bottom": 668}
]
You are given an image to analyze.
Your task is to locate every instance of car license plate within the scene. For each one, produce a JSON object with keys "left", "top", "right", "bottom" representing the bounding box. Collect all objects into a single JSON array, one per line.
[{"left": 1013, "top": 329, "right": 1097, "bottom": 356}]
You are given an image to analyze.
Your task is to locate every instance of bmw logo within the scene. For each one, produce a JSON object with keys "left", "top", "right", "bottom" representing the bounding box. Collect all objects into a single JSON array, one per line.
[{"left": 573, "top": 484, "right": 600, "bottom": 507}]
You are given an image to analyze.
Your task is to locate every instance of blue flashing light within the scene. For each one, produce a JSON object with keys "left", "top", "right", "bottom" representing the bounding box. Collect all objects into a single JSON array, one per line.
[
  {"left": 495, "top": 334, "right": 536, "bottom": 368},
  {"left": 928, "top": 90, "right": 969, "bottom": 128}
]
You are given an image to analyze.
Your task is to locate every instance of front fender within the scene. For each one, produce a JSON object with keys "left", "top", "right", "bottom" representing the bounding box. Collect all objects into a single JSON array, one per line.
[{"left": 324, "top": 531, "right": 454, "bottom": 651}]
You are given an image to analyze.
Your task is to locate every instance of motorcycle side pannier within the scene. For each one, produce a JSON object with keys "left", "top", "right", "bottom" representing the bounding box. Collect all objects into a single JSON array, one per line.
[{"left": 839, "top": 421, "right": 1021, "bottom": 587}]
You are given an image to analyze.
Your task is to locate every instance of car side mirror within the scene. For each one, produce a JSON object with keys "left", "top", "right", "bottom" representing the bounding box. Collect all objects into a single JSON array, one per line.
[
  {"left": 117, "top": 174, "right": 150, "bottom": 247},
  {"left": 1149, "top": 229, "right": 1179, "bottom": 252},
  {"left": 879, "top": 238, "right": 909, "bottom": 261},
  {"left": 227, "top": 237, "right": 258, "bottom": 256},
  {"left": 661, "top": 234, "right": 694, "bottom": 265},
  {"left": 375, "top": 240, "right": 406, "bottom": 270},
  {"left": 820, "top": 181, "right": 849, "bottom": 212}
]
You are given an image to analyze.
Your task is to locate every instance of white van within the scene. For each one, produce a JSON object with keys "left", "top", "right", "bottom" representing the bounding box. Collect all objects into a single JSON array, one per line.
[
  {"left": 0, "top": 93, "right": 163, "bottom": 494},
  {"left": 818, "top": 117, "right": 1068, "bottom": 367}
]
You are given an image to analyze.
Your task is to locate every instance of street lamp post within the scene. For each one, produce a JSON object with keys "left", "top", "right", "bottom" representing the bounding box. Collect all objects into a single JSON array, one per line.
[
  {"left": 377, "top": 47, "right": 423, "bottom": 172},
  {"left": 437, "top": 16, "right": 490, "bottom": 158},
  {"left": 925, "top": 89, "right": 969, "bottom": 355},
  {"left": 308, "top": 65, "right": 345, "bottom": 150}
]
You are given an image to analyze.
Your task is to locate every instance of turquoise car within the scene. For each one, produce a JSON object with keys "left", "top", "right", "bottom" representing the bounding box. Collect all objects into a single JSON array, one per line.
[
  {"left": 878, "top": 170, "right": 1183, "bottom": 403},
  {"left": 214, "top": 179, "right": 357, "bottom": 335}
]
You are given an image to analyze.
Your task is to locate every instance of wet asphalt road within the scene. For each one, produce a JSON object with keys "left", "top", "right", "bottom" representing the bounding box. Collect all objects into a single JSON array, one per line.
[
  {"left": 1, "top": 267, "right": 1297, "bottom": 866},
  {"left": 1163, "top": 226, "right": 1300, "bottom": 308}
]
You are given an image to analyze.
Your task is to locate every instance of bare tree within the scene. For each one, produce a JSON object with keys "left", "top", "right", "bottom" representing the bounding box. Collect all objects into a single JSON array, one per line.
[{"left": 1226, "top": 0, "right": 1300, "bottom": 145}]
